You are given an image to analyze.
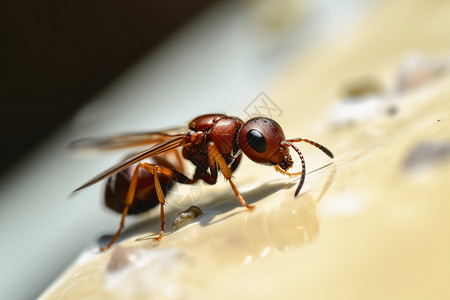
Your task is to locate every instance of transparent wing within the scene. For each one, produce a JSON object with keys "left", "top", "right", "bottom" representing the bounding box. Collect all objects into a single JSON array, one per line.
[
  {"left": 68, "top": 127, "right": 187, "bottom": 154},
  {"left": 72, "top": 135, "right": 189, "bottom": 194}
]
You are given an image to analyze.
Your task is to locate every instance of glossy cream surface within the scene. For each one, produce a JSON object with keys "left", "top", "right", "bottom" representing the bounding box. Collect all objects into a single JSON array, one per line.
[{"left": 39, "top": 0, "right": 450, "bottom": 299}]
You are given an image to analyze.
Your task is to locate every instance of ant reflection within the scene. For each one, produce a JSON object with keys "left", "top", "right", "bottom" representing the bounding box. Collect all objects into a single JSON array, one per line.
[
  {"left": 129, "top": 163, "right": 336, "bottom": 266},
  {"left": 203, "top": 163, "right": 336, "bottom": 264}
]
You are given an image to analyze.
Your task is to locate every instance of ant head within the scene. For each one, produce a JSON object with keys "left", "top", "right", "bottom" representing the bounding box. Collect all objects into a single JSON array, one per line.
[{"left": 238, "top": 117, "right": 293, "bottom": 170}]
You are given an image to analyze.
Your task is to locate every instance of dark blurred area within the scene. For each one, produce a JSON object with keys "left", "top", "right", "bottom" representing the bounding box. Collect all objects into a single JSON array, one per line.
[{"left": 0, "top": 0, "right": 220, "bottom": 176}]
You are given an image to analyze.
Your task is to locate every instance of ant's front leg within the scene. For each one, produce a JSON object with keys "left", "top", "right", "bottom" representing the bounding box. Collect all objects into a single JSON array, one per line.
[
  {"left": 207, "top": 142, "right": 254, "bottom": 210},
  {"left": 274, "top": 165, "right": 303, "bottom": 176},
  {"left": 100, "top": 162, "right": 193, "bottom": 251}
]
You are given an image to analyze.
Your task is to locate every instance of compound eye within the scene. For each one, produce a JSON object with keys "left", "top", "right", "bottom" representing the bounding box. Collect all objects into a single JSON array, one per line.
[{"left": 246, "top": 129, "right": 267, "bottom": 153}]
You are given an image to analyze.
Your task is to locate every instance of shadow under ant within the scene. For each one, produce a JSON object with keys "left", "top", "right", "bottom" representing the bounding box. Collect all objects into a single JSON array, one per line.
[
  {"left": 121, "top": 162, "right": 336, "bottom": 248},
  {"left": 197, "top": 179, "right": 296, "bottom": 227},
  {"left": 200, "top": 161, "right": 336, "bottom": 224},
  {"left": 113, "top": 178, "right": 293, "bottom": 245}
]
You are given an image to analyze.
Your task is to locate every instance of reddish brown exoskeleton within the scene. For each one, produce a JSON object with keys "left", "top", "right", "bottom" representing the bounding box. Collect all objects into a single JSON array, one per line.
[{"left": 71, "top": 114, "right": 333, "bottom": 250}]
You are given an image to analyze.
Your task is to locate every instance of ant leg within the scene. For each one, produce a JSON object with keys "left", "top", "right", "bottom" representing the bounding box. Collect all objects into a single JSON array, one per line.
[
  {"left": 148, "top": 165, "right": 166, "bottom": 241},
  {"left": 274, "top": 165, "right": 302, "bottom": 176},
  {"left": 139, "top": 163, "right": 194, "bottom": 241},
  {"left": 202, "top": 153, "right": 240, "bottom": 184},
  {"left": 208, "top": 142, "right": 254, "bottom": 210},
  {"left": 229, "top": 153, "right": 242, "bottom": 173},
  {"left": 101, "top": 162, "right": 193, "bottom": 251},
  {"left": 100, "top": 163, "right": 142, "bottom": 251}
]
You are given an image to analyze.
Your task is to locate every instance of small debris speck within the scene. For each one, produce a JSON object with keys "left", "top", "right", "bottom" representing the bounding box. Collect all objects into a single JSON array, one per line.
[{"left": 172, "top": 206, "right": 203, "bottom": 232}]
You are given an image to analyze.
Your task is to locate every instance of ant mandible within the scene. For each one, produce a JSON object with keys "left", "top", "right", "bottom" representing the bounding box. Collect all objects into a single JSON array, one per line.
[{"left": 71, "top": 114, "right": 334, "bottom": 251}]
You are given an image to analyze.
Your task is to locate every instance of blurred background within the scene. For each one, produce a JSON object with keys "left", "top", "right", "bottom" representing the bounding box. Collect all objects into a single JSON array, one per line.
[
  {"left": 1, "top": 0, "right": 370, "bottom": 175},
  {"left": 2, "top": 0, "right": 449, "bottom": 299},
  {"left": 0, "top": 0, "right": 221, "bottom": 177}
]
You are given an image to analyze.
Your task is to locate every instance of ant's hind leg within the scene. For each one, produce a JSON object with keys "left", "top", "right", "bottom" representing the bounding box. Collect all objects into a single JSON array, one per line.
[
  {"left": 100, "top": 163, "right": 141, "bottom": 251},
  {"left": 100, "top": 162, "right": 193, "bottom": 251}
]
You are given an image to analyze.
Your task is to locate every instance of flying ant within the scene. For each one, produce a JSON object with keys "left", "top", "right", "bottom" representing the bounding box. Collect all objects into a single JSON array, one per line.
[{"left": 71, "top": 114, "right": 333, "bottom": 251}]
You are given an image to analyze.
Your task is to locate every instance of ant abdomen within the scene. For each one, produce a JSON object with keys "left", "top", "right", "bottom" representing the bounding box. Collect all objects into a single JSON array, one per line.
[{"left": 105, "top": 156, "right": 175, "bottom": 215}]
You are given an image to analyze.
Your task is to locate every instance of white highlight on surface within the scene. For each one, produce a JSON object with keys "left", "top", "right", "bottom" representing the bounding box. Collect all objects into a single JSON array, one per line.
[
  {"left": 243, "top": 255, "right": 254, "bottom": 265},
  {"left": 330, "top": 94, "right": 383, "bottom": 127},
  {"left": 104, "top": 247, "right": 193, "bottom": 299},
  {"left": 320, "top": 191, "right": 362, "bottom": 216},
  {"left": 259, "top": 246, "right": 271, "bottom": 258},
  {"left": 76, "top": 246, "right": 100, "bottom": 266}
]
